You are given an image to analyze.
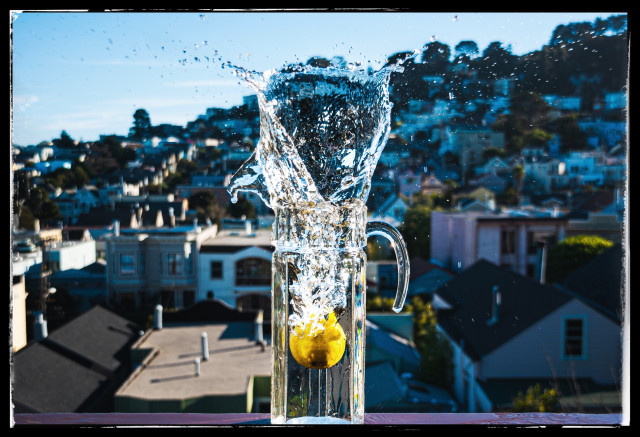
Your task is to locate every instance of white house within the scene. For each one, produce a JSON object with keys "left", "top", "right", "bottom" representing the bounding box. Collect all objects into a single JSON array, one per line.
[
  {"left": 433, "top": 253, "right": 623, "bottom": 413},
  {"left": 604, "top": 91, "right": 627, "bottom": 111},
  {"left": 371, "top": 194, "right": 409, "bottom": 227},
  {"left": 543, "top": 95, "right": 582, "bottom": 112},
  {"left": 563, "top": 151, "right": 607, "bottom": 187},
  {"left": 47, "top": 239, "right": 97, "bottom": 273},
  {"left": 523, "top": 155, "right": 567, "bottom": 193},
  {"left": 198, "top": 227, "right": 273, "bottom": 314},
  {"left": 53, "top": 187, "right": 101, "bottom": 225}
]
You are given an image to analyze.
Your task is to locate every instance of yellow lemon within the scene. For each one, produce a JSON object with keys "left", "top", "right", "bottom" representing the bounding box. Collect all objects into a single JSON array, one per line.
[{"left": 290, "top": 312, "right": 346, "bottom": 369}]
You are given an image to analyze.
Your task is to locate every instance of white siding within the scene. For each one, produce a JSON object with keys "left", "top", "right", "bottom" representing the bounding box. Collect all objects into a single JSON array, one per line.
[
  {"left": 479, "top": 298, "right": 621, "bottom": 386},
  {"left": 198, "top": 246, "right": 272, "bottom": 307},
  {"left": 477, "top": 225, "right": 500, "bottom": 266}
]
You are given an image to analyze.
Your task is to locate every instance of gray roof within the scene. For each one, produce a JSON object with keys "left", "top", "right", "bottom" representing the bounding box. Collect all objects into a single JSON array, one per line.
[
  {"left": 435, "top": 260, "right": 573, "bottom": 361},
  {"left": 558, "top": 243, "right": 624, "bottom": 323},
  {"left": 12, "top": 343, "right": 110, "bottom": 413},
  {"left": 12, "top": 306, "right": 142, "bottom": 413},
  {"left": 45, "top": 305, "right": 142, "bottom": 373}
]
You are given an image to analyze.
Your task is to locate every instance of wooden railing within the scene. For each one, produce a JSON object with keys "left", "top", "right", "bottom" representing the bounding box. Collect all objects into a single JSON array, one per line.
[{"left": 13, "top": 412, "right": 624, "bottom": 427}]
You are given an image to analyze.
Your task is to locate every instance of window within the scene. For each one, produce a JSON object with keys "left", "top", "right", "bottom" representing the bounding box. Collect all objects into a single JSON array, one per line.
[
  {"left": 211, "top": 261, "right": 223, "bottom": 279},
  {"left": 119, "top": 253, "right": 135, "bottom": 275},
  {"left": 563, "top": 317, "right": 586, "bottom": 359},
  {"left": 501, "top": 229, "right": 515, "bottom": 255},
  {"left": 236, "top": 257, "right": 271, "bottom": 286},
  {"left": 167, "top": 253, "right": 183, "bottom": 275}
]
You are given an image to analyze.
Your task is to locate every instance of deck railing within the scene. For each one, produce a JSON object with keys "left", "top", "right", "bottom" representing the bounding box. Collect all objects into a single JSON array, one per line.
[{"left": 13, "top": 412, "right": 624, "bottom": 427}]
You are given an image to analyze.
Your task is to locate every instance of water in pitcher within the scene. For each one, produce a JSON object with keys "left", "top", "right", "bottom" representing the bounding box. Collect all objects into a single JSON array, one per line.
[{"left": 227, "top": 61, "right": 405, "bottom": 423}]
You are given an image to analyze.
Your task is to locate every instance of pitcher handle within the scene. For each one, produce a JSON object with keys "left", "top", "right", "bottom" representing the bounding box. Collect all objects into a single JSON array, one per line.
[{"left": 366, "top": 221, "right": 410, "bottom": 313}]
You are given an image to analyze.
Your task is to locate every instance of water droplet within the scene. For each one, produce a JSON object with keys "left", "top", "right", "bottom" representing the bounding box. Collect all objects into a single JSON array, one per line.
[{"left": 430, "top": 35, "right": 437, "bottom": 42}]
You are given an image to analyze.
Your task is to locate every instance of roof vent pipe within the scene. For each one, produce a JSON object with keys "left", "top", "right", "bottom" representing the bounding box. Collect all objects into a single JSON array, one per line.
[
  {"left": 33, "top": 311, "right": 48, "bottom": 341},
  {"left": 201, "top": 332, "right": 209, "bottom": 361},
  {"left": 535, "top": 240, "right": 548, "bottom": 284},
  {"left": 487, "top": 286, "right": 501, "bottom": 326},
  {"left": 153, "top": 304, "right": 163, "bottom": 330},
  {"left": 169, "top": 207, "right": 175, "bottom": 228}
]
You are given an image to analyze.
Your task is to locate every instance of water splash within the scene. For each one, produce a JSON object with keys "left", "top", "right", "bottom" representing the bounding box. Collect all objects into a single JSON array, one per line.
[
  {"left": 227, "top": 62, "right": 401, "bottom": 209},
  {"left": 225, "top": 60, "right": 403, "bottom": 335}
]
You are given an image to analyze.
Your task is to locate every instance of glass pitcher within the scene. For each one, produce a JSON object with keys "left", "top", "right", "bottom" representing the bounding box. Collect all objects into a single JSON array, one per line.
[{"left": 270, "top": 199, "right": 409, "bottom": 424}]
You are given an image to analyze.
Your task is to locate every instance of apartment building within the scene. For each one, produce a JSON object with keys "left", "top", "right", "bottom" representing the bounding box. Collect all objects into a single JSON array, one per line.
[
  {"left": 104, "top": 221, "right": 218, "bottom": 310},
  {"left": 430, "top": 210, "right": 567, "bottom": 279}
]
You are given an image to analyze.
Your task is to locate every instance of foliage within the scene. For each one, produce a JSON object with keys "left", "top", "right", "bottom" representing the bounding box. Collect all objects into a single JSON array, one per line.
[
  {"left": 130, "top": 108, "right": 152, "bottom": 140},
  {"left": 227, "top": 194, "right": 257, "bottom": 219},
  {"left": 512, "top": 384, "right": 560, "bottom": 412},
  {"left": 399, "top": 204, "right": 433, "bottom": 260},
  {"left": 545, "top": 234, "right": 614, "bottom": 283},
  {"left": 53, "top": 130, "right": 76, "bottom": 149},
  {"left": 22, "top": 186, "right": 61, "bottom": 227},
  {"left": 188, "top": 190, "right": 228, "bottom": 226},
  {"left": 551, "top": 114, "right": 589, "bottom": 153},
  {"left": 366, "top": 236, "right": 394, "bottom": 261},
  {"left": 492, "top": 91, "right": 553, "bottom": 153},
  {"left": 411, "top": 297, "right": 453, "bottom": 388},
  {"left": 366, "top": 296, "right": 453, "bottom": 388}
]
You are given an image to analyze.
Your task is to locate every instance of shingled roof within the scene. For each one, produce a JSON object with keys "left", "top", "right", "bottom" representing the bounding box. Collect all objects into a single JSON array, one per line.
[
  {"left": 12, "top": 306, "right": 142, "bottom": 413},
  {"left": 434, "top": 260, "right": 573, "bottom": 361},
  {"left": 558, "top": 243, "right": 624, "bottom": 323}
]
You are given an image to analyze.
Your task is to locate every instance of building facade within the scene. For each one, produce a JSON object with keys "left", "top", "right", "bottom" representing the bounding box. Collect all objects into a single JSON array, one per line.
[
  {"left": 430, "top": 211, "right": 567, "bottom": 279},
  {"left": 104, "top": 222, "right": 218, "bottom": 310},
  {"left": 198, "top": 228, "right": 273, "bottom": 316}
]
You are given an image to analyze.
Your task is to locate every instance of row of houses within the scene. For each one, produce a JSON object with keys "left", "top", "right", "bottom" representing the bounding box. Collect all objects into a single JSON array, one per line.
[{"left": 12, "top": 233, "right": 624, "bottom": 416}]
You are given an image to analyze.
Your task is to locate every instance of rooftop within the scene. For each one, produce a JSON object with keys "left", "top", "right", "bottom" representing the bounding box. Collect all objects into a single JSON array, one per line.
[{"left": 115, "top": 321, "right": 270, "bottom": 401}]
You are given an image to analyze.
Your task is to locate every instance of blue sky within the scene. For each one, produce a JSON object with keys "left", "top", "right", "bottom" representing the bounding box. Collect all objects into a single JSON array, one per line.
[{"left": 10, "top": 10, "right": 623, "bottom": 146}]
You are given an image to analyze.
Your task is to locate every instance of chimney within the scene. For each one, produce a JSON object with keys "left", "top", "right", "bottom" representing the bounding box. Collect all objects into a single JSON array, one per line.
[
  {"left": 34, "top": 219, "right": 40, "bottom": 233},
  {"left": 153, "top": 304, "right": 163, "bottom": 330},
  {"left": 487, "top": 286, "right": 501, "bottom": 326},
  {"left": 113, "top": 220, "right": 120, "bottom": 236},
  {"left": 33, "top": 311, "right": 48, "bottom": 341},
  {"left": 169, "top": 207, "right": 175, "bottom": 228},
  {"left": 201, "top": 332, "right": 210, "bottom": 361},
  {"left": 535, "top": 240, "right": 548, "bottom": 284},
  {"left": 255, "top": 310, "right": 264, "bottom": 346},
  {"left": 245, "top": 220, "right": 253, "bottom": 236}
]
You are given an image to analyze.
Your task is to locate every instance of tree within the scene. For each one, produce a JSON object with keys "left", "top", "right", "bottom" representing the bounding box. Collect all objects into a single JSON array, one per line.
[
  {"left": 454, "top": 40, "right": 479, "bottom": 59},
  {"left": 228, "top": 194, "right": 256, "bottom": 219},
  {"left": 545, "top": 234, "right": 614, "bottom": 284},
  {"left": 188, "top": 190, "right": 227, "bottom": 226},
  {"left": 365, "top": 296, "right": 453, "bottom": 388},
  {"left": 475, "top": 41, "right": 518, "bottom": 81},
  {"left": 552, "top": 114, "right": 589, "bottom": 153},
  {"left": 420, "top": 41, "right": 451, "bottom": 75},
  {"left": 492, "top": 91, "right": 552, "bottom": 153},
  {"left": 130, "top": 109, "right": 152, "bottom": 140},
  {"left": 53, "top": 130, "right": 76, "bottom": 149},
  {"left": 23, "top": 186, "right": 61, "bottom": 226},
  {"left": 512, "top": 164, "right": 525, "bottom": 205},
  {"left": 411, "top": 297, "right": 453, "bottom": 388},
  {"left": 399, "top": 205, "right": 433, "bottom": 260}
]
